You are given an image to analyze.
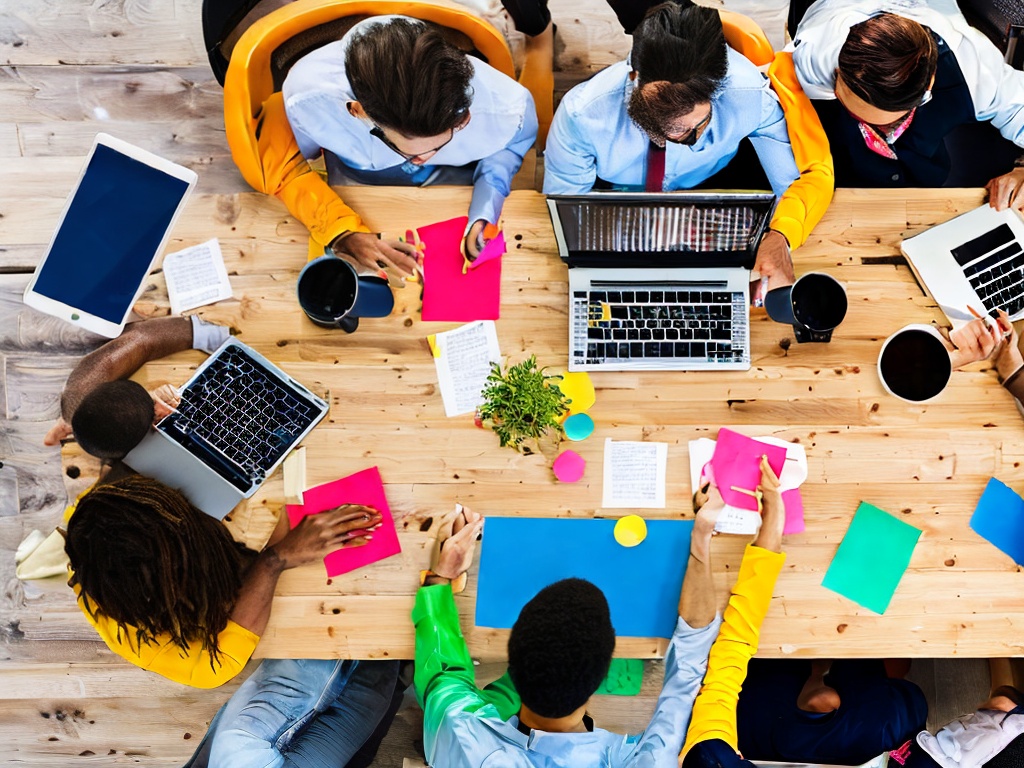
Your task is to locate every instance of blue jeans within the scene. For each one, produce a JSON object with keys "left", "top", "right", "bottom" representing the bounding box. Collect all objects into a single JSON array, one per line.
[{"left": 185, "top": 659, "right": 400, "bottom": 768}]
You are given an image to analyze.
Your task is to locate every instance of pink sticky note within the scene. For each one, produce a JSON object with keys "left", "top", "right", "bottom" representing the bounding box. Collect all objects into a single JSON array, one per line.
[
  {"left": 285, "top": 466, "right": 401, "bottom": 577},
  {"left": 782, "top": 488, "right": 805, "bottom": 535},
  {"left": 553, "top": 450, "right": 586, "bottom": 482},
  {"left": 711, "top": 428, "right": 788, "bottom": 511},
  {"left": 419, "top": 216, "right": 501, "bottom": 321},
  {"left": 467, "top": 231, "right": 506, "bottom": 270}
]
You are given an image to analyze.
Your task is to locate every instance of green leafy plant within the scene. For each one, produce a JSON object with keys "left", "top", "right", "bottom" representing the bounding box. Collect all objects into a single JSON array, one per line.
[{"left": 478, "top": 356, "right": 569, "bottom": 453}]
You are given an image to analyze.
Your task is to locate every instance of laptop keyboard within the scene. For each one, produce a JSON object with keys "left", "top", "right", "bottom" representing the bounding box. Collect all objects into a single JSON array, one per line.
[
  {"left": 953, "top": 223, "right": 1024, "bottom": 316},
  {"left": 572, "top": 289, "right": 747, "bottom": 366},
  {"left": 164, "top": 346, "right": 322, "bottom": 481}
]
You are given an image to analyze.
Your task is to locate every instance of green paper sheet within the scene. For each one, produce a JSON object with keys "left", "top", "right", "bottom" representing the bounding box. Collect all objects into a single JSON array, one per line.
[
  {"left": 595, "top": 659, "right": 644, "bottom": 696},
  {"left": 821, "top": 502, "right": 921, "bottom": 614}
]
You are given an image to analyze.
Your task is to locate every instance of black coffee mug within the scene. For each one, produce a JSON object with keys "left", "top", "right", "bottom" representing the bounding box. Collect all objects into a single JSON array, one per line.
[
  {"left": 296, "top": 255, "right": 394, "bottom": 333},
  {"left": 877, "top": 324, "right": 952, "bottom": 403},
  {"left": 765, "top": 272, "right": 848, "bottom": 343}
]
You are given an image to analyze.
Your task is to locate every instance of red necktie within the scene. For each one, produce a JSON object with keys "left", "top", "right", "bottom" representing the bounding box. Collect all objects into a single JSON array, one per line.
[{"left": 645, "top": 141, "right": 666, "bottom": 192}]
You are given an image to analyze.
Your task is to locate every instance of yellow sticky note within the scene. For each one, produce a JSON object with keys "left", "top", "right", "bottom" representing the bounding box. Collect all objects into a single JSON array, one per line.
[
  {"left": 600, "top": 302, "right": 611, "bottom": 321},
  {"left": 559, "top": 371, "right": 595, "bottom": 416},
  {"left": 427, "top": 334, "right": 440, "bottom": 357},
  {"left": 614, "top": 515, "right": 647, "bottom": 548}
]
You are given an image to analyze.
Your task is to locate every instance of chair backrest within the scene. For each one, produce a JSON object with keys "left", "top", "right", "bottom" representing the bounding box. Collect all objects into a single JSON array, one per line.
[
  {"left": 225, "top": 0, "right": 514, "bottom": 123},
  {"left": 720, "top": 9, "right": 775, "bottom": 67}
]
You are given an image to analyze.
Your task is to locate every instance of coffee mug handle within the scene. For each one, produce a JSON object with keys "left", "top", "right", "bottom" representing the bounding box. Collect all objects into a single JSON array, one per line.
[
  {"left": 337, "top": 315, "right": 359, "bottom": 334},
  {"left": 764, "top": 285, "right": 797, "bottom": 325}
]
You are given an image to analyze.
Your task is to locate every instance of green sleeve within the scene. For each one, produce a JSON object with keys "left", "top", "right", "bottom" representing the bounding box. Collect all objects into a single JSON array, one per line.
[{"left": 412, "top": 584, "right": 520, "bottom": 737}]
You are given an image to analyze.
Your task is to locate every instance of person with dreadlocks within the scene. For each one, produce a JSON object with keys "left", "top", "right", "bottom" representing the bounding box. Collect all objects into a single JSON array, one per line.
[
  {"left": 44, "top": 315, "right": 230, "bottom": 458},
  {"left": 65, "top": 475, "right": 405, "bottom": 767}
]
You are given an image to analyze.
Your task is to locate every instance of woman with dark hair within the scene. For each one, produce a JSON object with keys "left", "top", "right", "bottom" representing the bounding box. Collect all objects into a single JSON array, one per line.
[
  {"left": 789, "top": 0, "right": 1024, "bottom": 208},
  {"left": 64, "top": 475, "right": 402, "bottom": 767}
]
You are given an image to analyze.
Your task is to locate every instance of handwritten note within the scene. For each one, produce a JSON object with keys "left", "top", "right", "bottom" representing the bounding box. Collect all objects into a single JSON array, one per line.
[
  {"left": 163, "top": 238, "right": 233, "bottom": 315},
  {"left": 602, "top": 438, "right": 668, "bottom": 508},
  {"left": 430, "top": 320, "right": 501, "bottom": 417}
]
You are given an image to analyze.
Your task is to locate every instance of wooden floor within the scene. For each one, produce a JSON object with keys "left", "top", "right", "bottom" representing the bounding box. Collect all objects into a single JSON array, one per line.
[{"left": 0, "top": 0, "right": 994, "bottom": 765}]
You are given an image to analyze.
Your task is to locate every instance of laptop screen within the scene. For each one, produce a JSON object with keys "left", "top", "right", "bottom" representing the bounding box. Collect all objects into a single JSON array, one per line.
[{"left": 548, "top": 193, "right": 776, "bottom": 269}]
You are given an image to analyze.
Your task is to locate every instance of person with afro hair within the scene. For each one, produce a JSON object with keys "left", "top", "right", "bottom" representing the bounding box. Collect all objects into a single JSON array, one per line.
[{"left": 412, "top": 455, "right": 787, "bottom": 767}]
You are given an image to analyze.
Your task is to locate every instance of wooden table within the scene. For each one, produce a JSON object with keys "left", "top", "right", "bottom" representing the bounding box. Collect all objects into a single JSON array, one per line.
[{"left": 86, "top": 186, "right": 1024, "bottom": 661}]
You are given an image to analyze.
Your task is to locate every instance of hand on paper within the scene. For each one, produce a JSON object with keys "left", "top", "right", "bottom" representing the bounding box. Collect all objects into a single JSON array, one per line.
[
  {"left": 986, "top": 168, "right": 1024, "bottom": 212},
  {"left": 464, "top": 219, "right": 488, "bottom": 261},
  {"left": 332, "top": 232, "right": 420, "bottom": 278},
  {"left": 693, "top": 482, "right": 725, "bottom": 534},
  {"left": 272, "top": 504, "right": 383, "bottom": 569},
  {"left": 948, "top": 312, "right": 1011, "bottom": 370},
  {"left": 751, "top": 230, "right": 795, "bottom": 303},
  {"left": 756, "top": 456, "right": 786, "bottom": 552},
  {"left": 433, "top": 506, "right": 484, "bottom": 580},
  {"left": 150, "top": 384, "right": 180, "bottom": 421},
  {"left": 43, "top": 417, "right": 73, "bottom": 446}
]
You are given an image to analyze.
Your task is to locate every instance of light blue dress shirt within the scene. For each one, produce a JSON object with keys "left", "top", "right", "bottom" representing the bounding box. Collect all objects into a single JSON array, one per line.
[
  {"left": 425, "top": 614, "right": 722, "bottom": 768},
  {"left": 543, "top": 49, "right": 800, "bottom": 197},
  {"left": 282, "top": 16, "right": 538, "bottom": 226}
]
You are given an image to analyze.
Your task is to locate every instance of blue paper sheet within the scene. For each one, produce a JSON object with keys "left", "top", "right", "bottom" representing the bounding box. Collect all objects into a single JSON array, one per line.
[
  {"left": 476, "top": 517, "right": 693, "bottom": 638},
  {"left": 971, "top": 478, "right": 1024, "bottom": 565}
]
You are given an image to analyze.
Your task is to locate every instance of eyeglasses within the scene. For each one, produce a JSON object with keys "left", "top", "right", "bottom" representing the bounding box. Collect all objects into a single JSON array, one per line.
[
  {"left": 370, "top": 124, "right": 456, "bottom": 163},
  {"left": 663, "top": 105, "right": 713, "bottom": 146}
]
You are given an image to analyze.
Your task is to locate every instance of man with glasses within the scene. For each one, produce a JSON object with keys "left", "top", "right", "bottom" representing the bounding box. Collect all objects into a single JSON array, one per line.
[
  {"left": 790, "top": 0, "right": 1024, "bottom": 210},
  {"left": 543, "top": 1, "right": 829, "bottom": 297},
  {"left": 282, "top": 15, "right": 538, "bottom": 274}
]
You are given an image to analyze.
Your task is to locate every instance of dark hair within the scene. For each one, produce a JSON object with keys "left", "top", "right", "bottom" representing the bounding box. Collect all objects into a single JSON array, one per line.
[
  {"left": 838, "top": 13, "right": 938, "bottom": 112},
  {"left": 985, "top": 733, "right": 1024, "bottom": 768},
  {"left": 507, "top": 578, "right": 616, "bottom": 718},
  {"left": 71, "top": 380, "right": 154, "bottom": 459},
  {"left": 65, "top": 475, "right": 257, "bottom": 667},
  {"left": 629, "top": 0, "right": 728, "bottom": 122},
  {"left": 345, "top": 18, "right": 473, "bottom": 138}
]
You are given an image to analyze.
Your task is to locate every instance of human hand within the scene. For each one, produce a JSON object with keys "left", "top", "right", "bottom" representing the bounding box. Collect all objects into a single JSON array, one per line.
[
  {"left": 992, "top": 310, "right": 1024, "bottom": 381},
  {"left": 270, "top": 504, "right": 382, "bottom": 570},
  {"left": 332, "top": 232, "right": 419, "bottom": 278},
  {"left": 986, "top": 168, "right": 1024, "bottom": 212},
  {"left": 948, "top": 315, "right": 1006, "bottom": 370},
  {"left": 463, "top": 219, "right": 488, "bottom": 261},
  {"left": 43, "top": 417, "right": 73, "bottom": 446},
  {"left": 751, "top": 230, "right": 795, "bottom": 303},
  {"left": 432, "top": 506, "right": 484, "bottom": 581},
  {"left": 150, "top": 384, "right": 180, "bottom": 421}
]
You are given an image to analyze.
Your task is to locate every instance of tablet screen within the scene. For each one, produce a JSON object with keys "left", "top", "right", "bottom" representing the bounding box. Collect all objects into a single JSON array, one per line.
[{"left": 32, "top": 143, "right": 192, "bottom": 323}]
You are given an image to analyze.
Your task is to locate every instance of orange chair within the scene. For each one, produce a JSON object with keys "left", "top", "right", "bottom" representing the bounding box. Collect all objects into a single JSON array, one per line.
[{"left": 223, "top": 0, "right": 552, "bottom": 256}]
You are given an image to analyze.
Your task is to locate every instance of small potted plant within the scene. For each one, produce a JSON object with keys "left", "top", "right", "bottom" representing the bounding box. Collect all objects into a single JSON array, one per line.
[{"left": 478, "top": 355, "right": 569, "bottom": 456}]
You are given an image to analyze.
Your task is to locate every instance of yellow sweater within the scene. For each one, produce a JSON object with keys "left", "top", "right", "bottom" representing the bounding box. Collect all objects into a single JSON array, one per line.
[
  {"left": 681, "top": 544, "right": 787, "bottom": 759},
  {"left": 64, "top": 497, "right": 259, "bottom": 689}
]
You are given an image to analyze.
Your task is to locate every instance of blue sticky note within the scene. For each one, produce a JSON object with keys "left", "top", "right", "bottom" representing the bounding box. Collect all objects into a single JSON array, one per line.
[
  {"left": 564, "top": 413, "right": 595, "bottom": 441},
  {"left": 971, "top": 478, "right": 1024, "bottom": 565},
  {"left": 476, "top": 517, "right": 692, "bottom": 638}
]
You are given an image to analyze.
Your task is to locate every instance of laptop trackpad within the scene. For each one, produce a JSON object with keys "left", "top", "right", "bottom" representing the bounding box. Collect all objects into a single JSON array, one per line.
[{"left": 124, "top": 432, "right": 245, "bottom": 520}]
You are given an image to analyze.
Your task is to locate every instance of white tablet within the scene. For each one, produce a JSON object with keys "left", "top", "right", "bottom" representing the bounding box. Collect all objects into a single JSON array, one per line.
[{"left": 23, "top": 133, "right": 198, "bottom": 338}]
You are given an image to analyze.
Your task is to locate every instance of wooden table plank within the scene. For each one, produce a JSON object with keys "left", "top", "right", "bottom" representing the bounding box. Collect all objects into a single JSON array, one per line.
[{"left": 33, "top": 187, "right": 1024, "bottom": 659}]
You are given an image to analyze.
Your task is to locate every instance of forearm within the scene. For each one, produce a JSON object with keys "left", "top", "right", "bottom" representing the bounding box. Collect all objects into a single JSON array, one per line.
[
  {"left": 229, "top": 549, "right": 286, "bottom": 636},
  {"left": 679, "top": 550, "right": 717, "bottom": 628},
  {"left": 61, "top": 317, "right": 193, "bottom": 420}
]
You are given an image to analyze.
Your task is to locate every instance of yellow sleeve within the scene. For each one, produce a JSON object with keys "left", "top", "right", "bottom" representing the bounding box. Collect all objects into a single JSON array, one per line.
[
  {"left": 73, "top": 584, "right": 258, "bottom": 689},
  {"left": 232, "top": 91, "right": 371, "bottom": 248},
  {"left": 681, "top": 544, "right": 786, "bottom": 758},
  {"left": 767, "top": 52, "right": 834, "bottom": 250}
]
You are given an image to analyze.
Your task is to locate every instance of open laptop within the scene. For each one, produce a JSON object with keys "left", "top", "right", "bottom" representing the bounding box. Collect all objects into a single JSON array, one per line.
[
  {"left": 124, "top": 339, "right": 329, "bottom": 518},
  {"left": 901, "top": 204, "right": 1024, "bottom": 328},
  {"left": 547, "top": 192, "right": 777, "bottom": 371}
]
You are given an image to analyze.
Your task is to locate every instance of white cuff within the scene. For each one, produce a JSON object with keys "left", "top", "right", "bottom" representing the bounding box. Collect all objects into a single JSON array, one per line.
[{"left": 190, "top": 315, "right": 230, "bottom": 354}]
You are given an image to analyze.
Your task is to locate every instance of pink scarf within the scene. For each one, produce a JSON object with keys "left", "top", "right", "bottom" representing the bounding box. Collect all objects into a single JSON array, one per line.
[{"left": 857, "top": 108, "right": 917, "bottom": 160}]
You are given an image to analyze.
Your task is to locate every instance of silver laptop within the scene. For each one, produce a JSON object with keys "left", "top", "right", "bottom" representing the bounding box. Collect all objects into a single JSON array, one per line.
[
  {"left": 548, "top": 192, "right": 777, "bottom": 371},
  {"left": 124, "top": 339, "right": 328, "bottom": 518},
  {"left": 901, "top": 205, "right": 1024, "bottom": 328}
]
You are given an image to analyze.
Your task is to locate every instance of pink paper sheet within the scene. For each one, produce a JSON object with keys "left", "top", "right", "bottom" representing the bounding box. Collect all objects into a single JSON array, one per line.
[
  {"left": 285, "top": 466, "right": 401, "bottom": 577},
  {"left": 419, "top": 216, "right": 502, "bottom": 321},
  {"left": 711, "top": 428, "right": 789, "bottom": 511},
  {"left": 782, "top": 488, "right": 805, "bottom": 535}
]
